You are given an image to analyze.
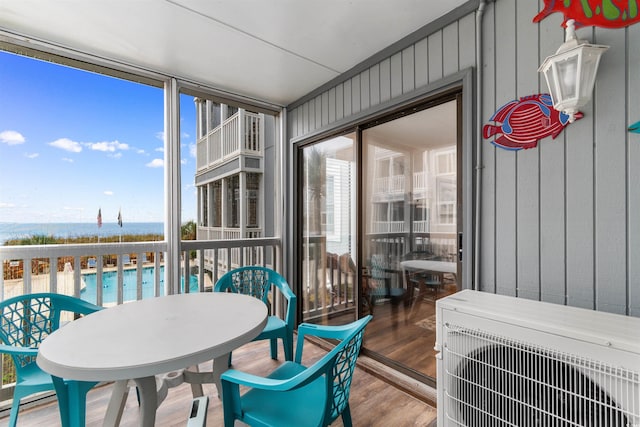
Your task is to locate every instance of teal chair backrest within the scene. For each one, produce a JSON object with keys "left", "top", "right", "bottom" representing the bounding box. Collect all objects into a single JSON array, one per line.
[
  {"left": 0, "top": 292, "right": 101, "bottom": 375},
  {"left": 0, "top": 293, "right": 102, "bottom": 427},
  {"left": 221, "top": 315, "right": 372, "bottom": 427},
  {"left": 295, "top": 315, "right": 372, "bottom": 425},
  {"left": 214, "top": 266, "right": 294, "bottom": 316}
]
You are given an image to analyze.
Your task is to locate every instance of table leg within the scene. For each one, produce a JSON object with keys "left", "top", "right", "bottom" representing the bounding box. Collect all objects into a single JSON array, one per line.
[
  {"left": 408, "top": 279, "right": 426, "bottom": 320},
  {"left": 212, "top": 352, "right": 230, "bottom": 398},
  {"left": 187, "top": 365, "right": 204, "bottom": 397},
  {"left": 103, "top": 380, "right": 130, "bottom": 427},
  {"left": 133, "top": 376, "right": 158, "bottom": 427}
]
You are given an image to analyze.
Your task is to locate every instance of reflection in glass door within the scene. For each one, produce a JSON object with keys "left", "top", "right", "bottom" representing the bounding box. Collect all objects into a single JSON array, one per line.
[
  {"left": 300, "top": 134, "right": 357, "bottom": 326},
  {"left": 361, "top": 98, "right": 460, "bottom": 381}
]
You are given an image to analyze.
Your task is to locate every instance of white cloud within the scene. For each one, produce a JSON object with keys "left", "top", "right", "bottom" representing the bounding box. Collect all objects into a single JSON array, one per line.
[
  {"left": 88, "top": 140, "right": 129, "bottom": 152},
  {"left": 25, "top": 153, "right": 39, "bottom": 159},
  {"left": 0, "top": 130, "right": 26, "bottom": 145},
  {"left": 62, "top": 157, "right": 74, "bottom": 163},
  {"left": 50, "top": 138, "right": 82, "bottom": 152},
  {"left": 0, "top": 202, "right": 16, "bottom": 208},
  {"left": 109, "top": 152, "right": 123, "bottom": 159},
  {"left": 146, "top": 158, "right": 164, "bottom": 168},
  {"left": 181, "top": 159, "right": 187, "bottom": 165},
  {"left": 189, "top": 143, "right": 197, "bottom": 158},
  {"left": 104, "top": 190, "right": 114, "bottom": 196},
  {"left": 155, "top": 147, "right": 164, "bottom": 152},
  {"left": 63, "top": 206, "right": 84, "bottom": 212},
  {"left": 137, "top": 149, "right": 145, "bottom": 154},
  {"left": 155, "top": 131, "right": 164, "bottom": 141}
]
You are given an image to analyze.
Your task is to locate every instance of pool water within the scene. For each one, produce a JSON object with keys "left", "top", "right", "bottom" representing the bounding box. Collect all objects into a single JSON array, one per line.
[{"left": 81, "top": 266, "right": 199, "bottom": 304}]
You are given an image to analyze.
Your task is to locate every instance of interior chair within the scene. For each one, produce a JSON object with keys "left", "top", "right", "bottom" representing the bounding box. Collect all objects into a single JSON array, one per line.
[
  {"left": 0, "top": 292, "right": 102, "bottom": 427},
  {"left": 221, "top": 315, "right": 372, "bottom": 427},
  {"left": 214, "top": 266, "right": 296, "bottom": 362},
  {"left": 366, "top": 254, "right": 405, "bottom": 314}
]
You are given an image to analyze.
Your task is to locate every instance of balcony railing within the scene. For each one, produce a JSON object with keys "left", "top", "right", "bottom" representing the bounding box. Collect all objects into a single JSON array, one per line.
[
  {"left": 0, "top": 235, "right": 358, "bottom": 403},
  {"left": 0, "top": 242, "right": 167, "bottom": 304},
  {"left": 372, "top": 172, "right": 432, "bottom": 200},
  {"left": 0, "top": 237, "right": 282, "bottom": 401},
  {"left": 373, "top": 175, "right": 405, "bottom": 195},
  {"left": 197, "top": 226, "right": 263, "bottom": 241},
  {"left": 196, "top": 110, "right": 263, "bottom": 172}
]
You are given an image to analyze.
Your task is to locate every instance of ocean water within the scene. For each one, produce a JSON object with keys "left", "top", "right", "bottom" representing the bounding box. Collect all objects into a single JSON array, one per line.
[{"left": 0, "top": 222, "right": 164, "bottom": 244}]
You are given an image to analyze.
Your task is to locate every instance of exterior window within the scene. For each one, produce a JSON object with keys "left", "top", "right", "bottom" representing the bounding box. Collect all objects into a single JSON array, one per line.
[
  {"left": 211, "top": 181, "right": 222, "bottom": 227},
  {"left": 437, "top": 176, "right": 456, "bottom": 225},
  {"left": 323, "top": 176, "right": 335, "bottom": 233},
  {"left": 391, "top": 201, "right": 404, "bottom": 221},
  {"left": 209, "top": 102, "right": 221, "bottom": 130},
  {"left": 413, "top": 203, "right": 428, "bottom": 221},
  {"left": 246, "top": 173, "right": 260, "bottom": 228},
  {"left": 435, "top": 150, "right": 456, "bottom": 175},
  {"left": 434, "top": 149, "right": 456, "bottom": 225},
  {"left": 225, "top": 105, "right": 238, "bottom": 120},
  {"left": 391, "top": 156, "right": 405, "bottom": 176},
  {"left": 227, "top": 175, "right": 240, "bottom": 227},
  {"left": 198, "top": 101, "right": 207, "bottom": 138},
  {"left": 202, "top": 185, "right": 208, "bottom": 226}
]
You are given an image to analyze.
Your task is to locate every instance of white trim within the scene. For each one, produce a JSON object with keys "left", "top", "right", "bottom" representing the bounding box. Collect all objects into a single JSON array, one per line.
[{"left": 165, "top": 78, "right": 182, "bottom": 295}]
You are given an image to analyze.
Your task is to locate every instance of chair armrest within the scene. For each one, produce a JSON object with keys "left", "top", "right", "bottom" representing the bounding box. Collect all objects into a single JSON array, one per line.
[
  {"left": 221, "top": 358, "right": 334, "bottom": 393},
  {"left": 48, "top": 293, "right": 104, "bottom": 315},
  {"left": 297, "top": 321, "right": 360, "bottom": 341},
  {"left": 294, "top": 316, "right": 371, "bottom": 362},
  {"left": 0, "top": 343, "right": 38, "bottom": 357},
  {"left": 221, "top": 369, "right": 291, "bottom": 390},
  {"left": 283, "top": 294, "right": 296, "bottom": 326},
  {"left": 279, "top": 283, "right": 296, "bottom": 300},
  {"left": 68, "top": 299, "right": 104, "bottom": 316}
]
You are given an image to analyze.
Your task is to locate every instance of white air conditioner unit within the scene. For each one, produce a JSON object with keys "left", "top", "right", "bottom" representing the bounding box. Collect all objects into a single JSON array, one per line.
[{"left": 436, "top": 290, "right": 640, "bottom": 426}]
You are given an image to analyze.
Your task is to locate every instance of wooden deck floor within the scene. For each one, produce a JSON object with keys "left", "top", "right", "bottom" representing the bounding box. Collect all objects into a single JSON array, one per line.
[{"left": 0, "top": 339, "right": 437, "bottom": 426}]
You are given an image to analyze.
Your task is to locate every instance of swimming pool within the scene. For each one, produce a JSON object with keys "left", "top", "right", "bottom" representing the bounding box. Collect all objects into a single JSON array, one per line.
[{"left": 81, "top": 265, "right": 199, "bottom": 304}]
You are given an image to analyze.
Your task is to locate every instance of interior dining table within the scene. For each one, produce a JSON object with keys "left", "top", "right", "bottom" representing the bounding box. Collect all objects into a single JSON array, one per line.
[
  {"left": 36, "top": 292, "right": 268, "bottom": 427},
  {"left": 400, "top": 259, "right": 457, "bottom": 317}
]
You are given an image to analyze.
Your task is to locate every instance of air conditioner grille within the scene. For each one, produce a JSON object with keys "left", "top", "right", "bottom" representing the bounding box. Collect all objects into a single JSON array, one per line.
[{"left": 443, "top": 323, "right": 640, "bottom": 427}]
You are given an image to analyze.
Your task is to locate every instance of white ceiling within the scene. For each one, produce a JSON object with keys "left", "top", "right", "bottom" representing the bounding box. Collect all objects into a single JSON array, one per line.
[
  {"left": 0, "top": 0, "right": 468, "bottom": 106},
  {"left": 365, "top": 100, "right": 457, "bottom": 151}
]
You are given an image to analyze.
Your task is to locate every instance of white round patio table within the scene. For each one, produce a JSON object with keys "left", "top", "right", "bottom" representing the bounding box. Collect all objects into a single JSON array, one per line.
[{"left": 37, "top": 292, "right": 267, "bottom": 427}]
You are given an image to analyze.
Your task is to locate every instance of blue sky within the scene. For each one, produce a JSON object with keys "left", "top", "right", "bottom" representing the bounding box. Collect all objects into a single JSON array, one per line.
[{"left": 0, "top": 51, "right": 196, "bottom": 224}]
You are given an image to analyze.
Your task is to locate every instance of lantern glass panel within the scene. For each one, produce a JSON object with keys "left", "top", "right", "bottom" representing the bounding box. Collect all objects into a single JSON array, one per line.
[
  {"left": 556, "top": 55, "right": 579, "bottom": 101},
  {"left": 542, "top": 66, "right": 560, "bottom": 106},
  {"left": 578, "top": 50, "right": 601, "bottom": 100}
]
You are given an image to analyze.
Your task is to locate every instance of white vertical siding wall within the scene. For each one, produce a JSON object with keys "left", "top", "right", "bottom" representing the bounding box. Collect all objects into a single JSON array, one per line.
[{"left": 287, "top": 0, "right": 640, "bottom": 317}]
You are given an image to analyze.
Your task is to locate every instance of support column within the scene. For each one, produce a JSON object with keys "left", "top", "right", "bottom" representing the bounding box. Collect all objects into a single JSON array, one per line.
[{"left": 165, "top": 78, "right": 181, "bottom": 295}]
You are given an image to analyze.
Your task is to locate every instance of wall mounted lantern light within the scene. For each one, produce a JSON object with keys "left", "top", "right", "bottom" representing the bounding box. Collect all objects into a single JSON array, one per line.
[{"left": 538, "top": 19, "right": 609, "bottom": 122}]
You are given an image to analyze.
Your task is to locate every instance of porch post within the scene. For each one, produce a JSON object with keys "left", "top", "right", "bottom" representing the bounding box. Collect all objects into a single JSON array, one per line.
[{"left": 165, "top": 78, "right": 182, "bottom": 295}]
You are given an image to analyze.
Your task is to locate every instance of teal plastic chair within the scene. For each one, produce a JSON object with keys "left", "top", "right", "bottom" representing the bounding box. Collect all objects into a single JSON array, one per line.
[
  {"left": 221, "top": 315, "right": 372, "bottom": 427},
  {"left": 366, "top": 254, "right": 405, "bottom": 314},
  {"left": 214, "top": 266, "right": 296, "bottom": 362},
  {"left": 0, "top": 293, "right": 102, "bottom": 427}
]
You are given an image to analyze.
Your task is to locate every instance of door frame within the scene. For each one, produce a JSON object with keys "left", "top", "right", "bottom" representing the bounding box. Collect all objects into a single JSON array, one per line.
[{"left": 290, "top": 68, "right": 475, "bottom": 387}]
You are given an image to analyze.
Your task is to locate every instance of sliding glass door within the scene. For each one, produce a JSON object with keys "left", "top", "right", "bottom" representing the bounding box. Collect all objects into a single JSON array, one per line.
[
  {"left": 360, "top": 97, "right": 460, "bottom": 381},
  {"left": 297, "top": 94, "right": 461, "bottom": 382}
]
